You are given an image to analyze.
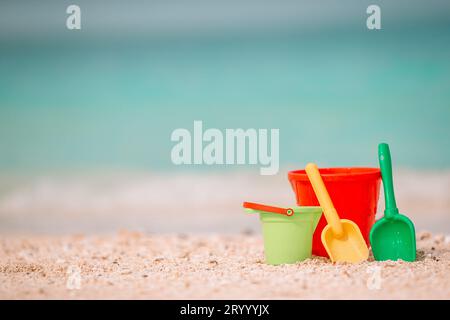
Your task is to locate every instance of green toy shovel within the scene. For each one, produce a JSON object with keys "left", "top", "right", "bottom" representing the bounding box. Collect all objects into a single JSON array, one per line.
[{"left": 370, "top": 143, "right": 416, "bottom": 261}]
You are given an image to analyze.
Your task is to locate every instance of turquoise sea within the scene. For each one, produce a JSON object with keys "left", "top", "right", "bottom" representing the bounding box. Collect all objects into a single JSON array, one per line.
[
  {"left": 1, "top": 1, "right": 450, "bottom": 235},
  {"left": 1, "top": 2, "right": 450, "bottom": 173}
]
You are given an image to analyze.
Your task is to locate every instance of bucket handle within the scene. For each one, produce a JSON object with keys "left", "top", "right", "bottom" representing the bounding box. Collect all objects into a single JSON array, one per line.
[{"left": 243, "top": 202, "right": 294, "bottom": 216}]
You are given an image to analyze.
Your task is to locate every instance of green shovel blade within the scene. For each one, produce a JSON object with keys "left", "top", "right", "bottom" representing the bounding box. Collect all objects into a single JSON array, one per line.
[
  {"left": 370, "top": 143, "right": 416, "bottom": 261},
  {"left": 370, "top": 214, "right": 416, "bottom": 261}
]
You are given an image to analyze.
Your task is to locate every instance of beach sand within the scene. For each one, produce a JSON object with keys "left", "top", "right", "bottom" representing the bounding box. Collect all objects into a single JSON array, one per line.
[
  {"left": 0, "top": 169, "right": 449, "bottom": 299},
  {"left": 1, "top": 230, "right": 449, "bottom": 299}
]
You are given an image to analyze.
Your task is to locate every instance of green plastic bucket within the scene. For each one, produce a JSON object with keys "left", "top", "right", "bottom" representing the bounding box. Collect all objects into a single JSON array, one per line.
[{"left": 245, "top": 206, "right": 322, "bottom": 265}]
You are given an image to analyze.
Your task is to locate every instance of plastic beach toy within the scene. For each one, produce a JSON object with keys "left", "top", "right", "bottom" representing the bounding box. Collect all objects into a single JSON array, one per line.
[
  {"left": 370, "top": 143, "right": 416, "bottom": 261},
  {"left": 305, "top": 163, "right": 369, "bottom": 263},
  {"left": 243, "top": 202, "right": 322, "bottom": 265},
  {"left": 288, "top": 166, "right": 381, "bottom": 257}
]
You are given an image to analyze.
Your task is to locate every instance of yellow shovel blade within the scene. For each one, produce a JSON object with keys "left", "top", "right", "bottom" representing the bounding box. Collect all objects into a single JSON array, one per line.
[{"left": 321, "top": 219, "right": 369, "bottom": 263}]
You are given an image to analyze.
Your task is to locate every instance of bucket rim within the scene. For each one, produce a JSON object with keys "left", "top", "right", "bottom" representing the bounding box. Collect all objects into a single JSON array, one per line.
[
  {"left": 288, "top": 167, "right": 380, "bottom": 181},
  {"left": 246, "top": 206, "right": 322, "bottom": 216}
]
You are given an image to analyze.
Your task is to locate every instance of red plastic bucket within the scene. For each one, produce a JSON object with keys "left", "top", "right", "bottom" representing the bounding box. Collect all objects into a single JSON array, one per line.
[{"left": 288, "top": 168, "right": 381, "bottom": 257}]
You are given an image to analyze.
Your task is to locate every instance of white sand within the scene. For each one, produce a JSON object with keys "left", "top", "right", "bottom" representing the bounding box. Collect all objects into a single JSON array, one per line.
[
  {"left": 0, "top": 169, "right": 449, "bottom": 299},
  {"left": 1, "top": 231, "right": 449, "bottom": 299}
]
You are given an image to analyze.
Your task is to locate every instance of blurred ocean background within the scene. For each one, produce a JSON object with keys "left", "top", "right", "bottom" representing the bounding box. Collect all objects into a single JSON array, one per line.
[{"left": 0, "top": 0, "right": 449, "bottom": 234}]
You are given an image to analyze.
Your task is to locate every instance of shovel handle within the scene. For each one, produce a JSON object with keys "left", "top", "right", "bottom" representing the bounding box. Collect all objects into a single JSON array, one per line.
[
  {"left": 305, "top": 163, "right": 344, "bottom": 237},
  {"left": 243, "top": 202, "right": 294, "bottom": 216},
  {"left": 378, "top": 143, "right": 399, "bottom": 217}
]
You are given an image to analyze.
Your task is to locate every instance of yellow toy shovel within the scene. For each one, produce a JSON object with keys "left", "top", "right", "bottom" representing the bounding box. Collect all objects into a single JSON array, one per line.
[{"left": 305, "top": 163, "right": 369, "bottom": 263}]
